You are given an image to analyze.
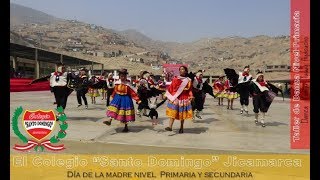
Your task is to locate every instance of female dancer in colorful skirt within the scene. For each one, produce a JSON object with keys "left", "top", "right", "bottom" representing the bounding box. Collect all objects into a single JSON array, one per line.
[
  {"left": 224, "top": 77, "right": 239, "bottom": 110},
  {"left": 88, "top": 76, "right": 100, "bottom": 104},
  {"left": 103, "top": 69, "right": 141, "bottom": 132},
  {"left": 165, "top": 66, "right": 194, "bottom": 133},
  {"left": 98, "top": 72, "right": 107, "bottom": 100},
  {"left": 213, "top": 75, "right": 226, "bottom": 106}
]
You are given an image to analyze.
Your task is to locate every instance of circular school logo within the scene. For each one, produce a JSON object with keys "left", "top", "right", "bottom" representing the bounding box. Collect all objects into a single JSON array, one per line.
[{"left": 12, "top": 106, "right": 68, "bottom": 152}]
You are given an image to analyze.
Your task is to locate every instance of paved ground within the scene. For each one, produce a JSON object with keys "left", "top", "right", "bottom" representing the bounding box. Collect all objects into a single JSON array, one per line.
[{"left": 10, "top": 91, "right": 309, "bottom": 154}]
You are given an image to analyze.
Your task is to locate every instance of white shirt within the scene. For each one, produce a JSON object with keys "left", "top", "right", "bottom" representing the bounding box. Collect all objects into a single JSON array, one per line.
[{"left": 50, "top": 72, "right": 68, "bottom": 87}]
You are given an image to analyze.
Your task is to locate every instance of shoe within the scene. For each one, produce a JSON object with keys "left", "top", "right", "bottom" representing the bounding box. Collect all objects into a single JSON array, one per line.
[
  {"left": 261, "top": 123, "right": 266, "bottom": 127},
  {"left": 77, "top": 104, "right": 82, "bottom": 108},
  {"left": 227, "top": 106, "right": 230, "bottom": 109},
  {"left": 122, "top": 126, "right": 129, "bottom": 132},
  {"left": 240, "top": 110, "right": 243, "bottom": 114},
  {"left": 165, "top": 127, "right": 172, "bottom": 131},
  {"left": 179, "top": 129, "right": 184, "bottom": 134},
  {"left": 103, "top": 120, "right": 112, "bottom": 126},
  {"left": 255, "top": 120, "right": 258, "bottom": 124},
  {"left": 195, "top": 115, "right": 202, "bottom": 119},
  {"left": 245, "top": 110, "right": 249, "bottom": 114},
  {"left": 85, "top": 105, "right": 88, "bottom": 109}
]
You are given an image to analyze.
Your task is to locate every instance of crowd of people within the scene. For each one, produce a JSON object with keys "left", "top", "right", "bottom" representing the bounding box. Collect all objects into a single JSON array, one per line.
[{"left": 32, "top": 63, "right": 277, "bottom": 133}]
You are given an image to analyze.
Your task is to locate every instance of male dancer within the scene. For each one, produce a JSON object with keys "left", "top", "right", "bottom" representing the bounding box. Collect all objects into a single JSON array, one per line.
[
  {"left": 237, "top": 65, "right": 252, "bottom": 114},
  {"left": 192, "top": 70, "right": 204, "bottom": 119}
]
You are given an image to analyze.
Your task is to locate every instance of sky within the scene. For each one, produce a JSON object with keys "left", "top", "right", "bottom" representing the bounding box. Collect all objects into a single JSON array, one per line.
[{"left": 10, "top": 0, "right": 290, "bottom": 43}]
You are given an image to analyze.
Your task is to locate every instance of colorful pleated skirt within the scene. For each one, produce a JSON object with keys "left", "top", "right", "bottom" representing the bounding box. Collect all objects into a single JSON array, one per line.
[
  {"left": 88, "top": 88, "right": 100, "bottom": 97},
  {"left": 224, "top": 91, "right": 240, "bottom": 100},
  {"left": 213, "top": 90, "right": 226, "bottom": 98},
  {"left": 99, "top": 88, "right": 106, "bottom": 94},
  {"left": 106, "top": 94, "right": 135, "bottom": 123},
  {"left": 166, "top": 98, "right": 193, "bottom": 120}
]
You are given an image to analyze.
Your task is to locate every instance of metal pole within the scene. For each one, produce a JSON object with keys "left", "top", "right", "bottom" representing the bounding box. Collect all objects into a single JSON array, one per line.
[
  {"left": 60, "top": 54, "right": 63, "bottom": 63},
  {"left": 35, "top": 49, "right": 40, "bottom": 78}
]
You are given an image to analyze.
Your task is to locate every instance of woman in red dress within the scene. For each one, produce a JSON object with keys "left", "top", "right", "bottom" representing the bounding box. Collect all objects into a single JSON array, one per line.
[{"left": 165, "top": 66, "right": 194, "bottom": 133}]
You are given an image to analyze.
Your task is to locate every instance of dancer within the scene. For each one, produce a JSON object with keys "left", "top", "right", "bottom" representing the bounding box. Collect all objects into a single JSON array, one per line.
[
  {"left": 103, "top": 69, "right": 141, "bottom": 132},
  {"left": 88, "top": 75, "right": 100, "bottom": 104},
  {"left": 224, "top": 77, "right": 239, "bottom": 110},
  {"left": 213, "top": 75, "right": 226, "bottom": 106},
  {"left": 249, "top": 71, "right": 275, "bottom": 127},
  {"left": 237, "top": 66, "right": 252, "bottom": 114},
  {"left": 106, "top": 73, "right": 115, "bottom": 107},
  {"left": 165, "top": 66, "right": 193, "bottom": 133},
  {"left": 29, "top": 63, "right": 74, "bottom": 114},
  {"left": 192, "top": 70, "right": 204, "bottom": 119},
  {"left": 156, "top": 75, "right": 167, "bottom": 100},
  {"left": 147, "top": 97, "right": 166, "bottom": 125},
  {"left": 76, "top": 68, "right": 89, "bottom": 109},
  {"left": 136, "top": 71, "right": 151, "bottom": 117},
  {"left": 98, "top": 72, "right": 107, "bottom": 100}
]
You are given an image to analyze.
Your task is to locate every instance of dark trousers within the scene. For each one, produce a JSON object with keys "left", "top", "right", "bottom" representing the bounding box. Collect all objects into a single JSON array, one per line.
[
  {"left": 192, "top": 90, "right": 204, "bottom": 111},
  {"left": 238, "top": 84, "right": 250, "bottom": 106},
  {"left": 106, "top": 89, "right": 114, "bottom": 106},
  {"left": 138, "top": 98, "right": 149, "bottom": 110},
  {"left": 76, "top": 89, "right": 88, "bottom": 105},
  {"left": 253, "top": 93, "right": 271, "bottom": 113},
  {"left": 53, "top": 86, "right": 69, "bottom": 110},
  {"left": 239, "top": 95, "right": 249, "bottom": 106}
]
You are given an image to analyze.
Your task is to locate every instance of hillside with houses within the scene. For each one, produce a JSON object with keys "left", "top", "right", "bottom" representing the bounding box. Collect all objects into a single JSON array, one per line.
[{"left": 10, "top": 3, "right": 290, "bottom": 78}]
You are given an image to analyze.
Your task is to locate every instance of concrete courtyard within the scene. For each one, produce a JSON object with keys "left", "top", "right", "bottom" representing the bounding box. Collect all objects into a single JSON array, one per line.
[{"left": 10, "top": 91, "right": 309, "bottom": 154}]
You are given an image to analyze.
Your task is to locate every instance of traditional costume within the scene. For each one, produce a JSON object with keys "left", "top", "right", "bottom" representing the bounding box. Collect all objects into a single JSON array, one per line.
[
  {"left": 192, "top": 71, "right": 204, "bottom": 119},
  {"left": 106, "top": 73, "right": 115, "bottom": 107},
  {"left": 98, "top": 74, "right": 107, "bottom": 100},
  {"left": 136, "top": 71, "right": 152, "bottom": 116},
  {"left": 165, "top": 76, "right": 193, "bottom": 120},
  {"left": 213, "top": 75, "right": 226, "bottom": 106},
  {"left": 237, "top": 66, "right": 252, "bottom": 114},
  {"left": 49, "top": 64, "right": 73, "bottom": 111},
  {"left": 76, "top": 69, "right": 89, "bottom": 109},
  {"left": 249, "top": 71, "right": 275, "bottom": 127},
  {"left": 88, "top": 76, "right": 100, "bottom": 103},
  {"left": 224, "top": 79, "right": 240, "bottom": 100},
  {"left": 213, "top": 77, "right": 226, "bottom": 98},
  {"left": 106, "top": 72, "right": 141, "bottom": 123}
]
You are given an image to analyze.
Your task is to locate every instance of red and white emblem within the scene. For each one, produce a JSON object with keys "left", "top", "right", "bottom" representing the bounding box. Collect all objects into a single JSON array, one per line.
[{"left": 22, "top": 110, "right": 56, "bottom": 141}]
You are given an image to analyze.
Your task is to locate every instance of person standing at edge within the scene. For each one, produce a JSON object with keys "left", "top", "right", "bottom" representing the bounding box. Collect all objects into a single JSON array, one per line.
[
  {"left": 103, "top": 69, "right": 141, "bottom": 132},
  {"left": 165, "top": 66, "right": 194, "bottom": 133}
]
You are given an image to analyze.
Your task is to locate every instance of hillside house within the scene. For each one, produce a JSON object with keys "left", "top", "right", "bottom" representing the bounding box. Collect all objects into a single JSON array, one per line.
[
  {"left": 128, "top": 56, "right": 144, "bottom": 63},
  {"left": 264, "top": 65, "right": 290, "bottom": 72}
]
